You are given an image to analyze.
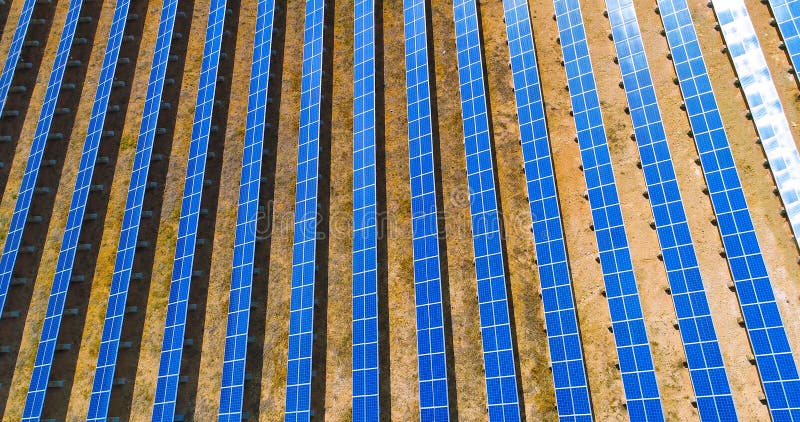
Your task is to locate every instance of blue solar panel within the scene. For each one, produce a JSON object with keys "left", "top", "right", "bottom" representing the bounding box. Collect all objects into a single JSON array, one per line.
[
  {"left": 0, "top": 0, "right": 36, "bottom": 116},
  {"left": 151, "top": 0, "right": 228, "bottom": 419},
  {"left": 402, "top": 0, "right": 451, "bottom": 419},
  {"left": 86, "top": 0, "right": 179, "bottom": 419},
  {"left": 0, "top": 0, "right": 84, "bottom": 323},
  {"left": 768, "top": 0, "right": 800, "bottom": 85},
  {"left": 21, "top": 0, "right": 132, "bottom": 418},
  {"left": 284, "top": 0, "right": 326, "bottom": 420},
  {"left": 606, "top": 1, "right": 738, "bottom": 420},
  {"left": 451, "top": 0, "right": 521, "bottom": 419},
  {"left": 218, "top": 0, "right": 276, "bottom": 420},
  {"left": 500, "top": 0, "right": 593, "bottom": 420},
  {"left": 712, "top": 0, "right": 800, "bottom": 253},
  {"left": 658, "top": 1, "right": 800, "bottom": 419},
  {"left": 553, "top": 1, "right": 664, "bottom": 420},
  {"left": 352, "top": 0, "right": 380, "bottom": 420}
]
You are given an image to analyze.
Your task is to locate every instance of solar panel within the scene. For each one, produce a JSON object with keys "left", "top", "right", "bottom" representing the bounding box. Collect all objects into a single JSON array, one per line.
[
  {"left": 218, "top": 0, "right": 276, "bottom": 420},
  {"left": 352, "top": 0, "right": 380, "bottom": 419},
  {"left": 283, "top": 0, "right": 326, "bottom": 419},
  {"left": 711, "top": 0, "right": 800, "bottom": 251},
  {"left": 86, "top": 0, "right": 180, "bottom": 419},
  {"left": 151, "top": 0, "right": 228, "bottom": 419},
  {"left": 0, "top": 0, "right": 36, "bottom": 116},
  {"left": 451, "top": 0, "right": 521, "bottom": 419},
  {"left": 499, "top": 0, "right": 592, "bottom": 419},
  {"left": 766, "top": 0, "right": 800, "bottom": 85},
  {"left": 552, "top": 1, "right": 664, "bottom": 420},
  {"left": 658, "top": 1, "right": 800, "bottom": 419},
  {"left": 0, "top": 0, "right": 84, "bottom": 323},
  {"left": 402, "top": 0, "right": 452, "bottom": 419},
  {"left": 20, "top": 0, "right": 132, "bottom": 418},
  {"left": 605, "top": 1, "right": 737, "bottom": 419}
]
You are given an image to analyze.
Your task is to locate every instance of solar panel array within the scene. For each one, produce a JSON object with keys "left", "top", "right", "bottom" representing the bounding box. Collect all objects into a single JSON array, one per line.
[
  {"left": 451, "top": 0, "right": 521, "bottom": 419},
  {"left": 402, "top": 0, "right": 451, "bottom": 419},
  {"left": 711, "top": 0, "right": 800, "bottom": 252},
  {"left": 352, "top": 0, "right": 380, "bottom": 419},
  {"left": 0, "top": 0, "right": 36, "bottom": 116},
  {"left": 552, "top": 1, "right": 664, "bottom": 420},
  {"left": 218, "top": 0, "right": 276, "bottom": 419},
  {"left": 21, "top": 0, "right": 131, "bottom": 418},
  {"left": 152, "top": 0, "right": 228, "bottom": 418},
  {"left": 499, "top": 0, "right": 592, "bottom": 419},
  {"left": 87, "top": 0, "right": 180, "bottom": 419},
  {"left": 605, "top": 1, "right": 737, "bottom": 419},
  {"left": 768, "top": 0, "right": 800, "bottom": 84},
  {"left": 0, "top": 0, "right": 84, "bottom": 320},
  {"left": 284, "top": 0, "right": 326, "bottom": 419},
  {"left": 658, "top": 1, "right": 800, "bottom": 419}
]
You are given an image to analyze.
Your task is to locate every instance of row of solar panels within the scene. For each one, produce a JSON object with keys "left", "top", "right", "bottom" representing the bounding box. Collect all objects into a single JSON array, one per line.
[{"left": 0, "top": 0, "right": 799, "bottom": 420}]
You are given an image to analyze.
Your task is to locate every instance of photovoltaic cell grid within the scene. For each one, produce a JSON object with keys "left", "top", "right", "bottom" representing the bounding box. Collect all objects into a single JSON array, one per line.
[
  {"left": 499, "top": 0, "right": 593, "bottom": 419},
  {"left": 218, "top": 0, "right": 275, "bottom": 419},
  {"left": 767, "top": 0, "right": 800, "bottom": 85},
  {"left": 658, "top": 1, "right": 800, "bottom": 419},
  {"left": 451, "top": 0, "right": 521, "bottom": 420},
  {"left": 284, "top": 0, "right": 325, "bottom": 419},
  {"left": 352, "top": 0, "right": 380, "bottom": 419},
  {"left": 605, "top": 1, "right": 737, "bottom": 420},
  {"left": 22, "top": 0, "right": 131, "bottom": 418},
  {"left": 0, "top": 0, "right": 84, "bottom": 321},
  {"left": 403, "top": 0, "right": 451, "bottom": 419},
  {"left": 0, "top": 0, "right": 36, "bottom": 116},
  {"left": 552, "top": 1, "right": 664, "bottom": 420},
  {"left": 87, "top": 0, "right": 180, "bottom": 419},
  {"left": 152, "top": 0, "right": 228, "bottom": 419},
  {"left": 712, "top": 0, "right": 800, "bottom": 251}
]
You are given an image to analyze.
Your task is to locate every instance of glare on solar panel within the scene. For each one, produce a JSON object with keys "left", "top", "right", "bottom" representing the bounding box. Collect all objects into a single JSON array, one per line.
[
  {"left": 87, "top": 1, "right": 181, "bottom": 419},
  {"left": 658, "top": 1, "right": 800, "bottom": 419},
  {"left": 766, "top": 0, "right": 800, "bottom": 86},
  {"left": 218, "top": 0, "right": 276, "bottom": 420},
  {"left": 152, "top": 0, "right": 228, "bottom": 419},
  {"left": 553, "top": 0, "right": 664, "bottom": 420}
]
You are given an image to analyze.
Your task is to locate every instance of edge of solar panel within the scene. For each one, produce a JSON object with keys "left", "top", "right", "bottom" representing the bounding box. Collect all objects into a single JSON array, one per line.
[
  {"left": 86, "top": 1, "right": 180, "bottom": 419},
  {"left": 151, "top": 0, "right": 228, "bottom": 419},
  {"left": 21, "top": 0, "right": 131, "bottom": 418},
  {"left": 499, "top": 0, "right": 593, "bottom": 419},
  {"left": 0, "top": 0, "right": 84, "bottom": 324},
  {"left": 711, "top": 0, "right": 800, "bottom": 252},
  {"left": 402, "top": 0, "right": 452, "bottom": 419},
  {"left": 767, "top": 0, "right": 800, "bottom": 86},
  {"left": 552, "top": 1, "right": 665, "bottom": 420},
  {"left": 283, "top": 0, "right": 326, "bottom": 419},
  {"left": 658, "top": 1, "right": 800, "bottom": 418},
  {"left": 352, "top": 0, "right": 380, "bottom": 420},
  {"left": 604, "top": 1, "right": 737, "bottom": 419},
  {"left": 451, "top": 0, "right": 522, "bottom": 419},
  {"left": 0, "top": 0, "right": 36, "bottom": 116},
  {"left": 218, "top": 0, "right": 276, "bottom": 419}
]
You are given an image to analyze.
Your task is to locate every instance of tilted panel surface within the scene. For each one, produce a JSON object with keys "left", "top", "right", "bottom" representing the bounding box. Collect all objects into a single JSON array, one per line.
[
  {"left": 605, "top": 1, "right": 737, "bottom": 420},
  {"left": 22, "top": 0, "right": 132, "bottom": 418},
  {"left": 284, "top": 0, "right": 325, "bottom": 420},
  {"left": 403, "top": 0, "right": 451, "bottom": 419},
  {"left": 451, "top": 0, "right": 521, "bottom": 419},
  {"left": 659, "top": 1, "right": 800, "bottom": 419},
  {"left": 218, "top": 0, "right": 276, "bottom": 419},
  {"left": 87, "top": 0, "right": 180, "bottom": 418},
  {"left": 0, "top": 0, "right": 36, "bottom": 116},
  {"left": 712, "top": 0, "right": 800, "bottom": 251},
  {"left": 767, "top": 0, "right": 800, "bottom": 86},
  {"left": 500, "top": 0, "right": 593, "bottom": 419},
  {"left": 352, "top": 0, "right": 380, "bottom": 419},
  {"left": 151, "top": 0, "right": 228, "bottom": 418},
  {"left": 553, "top": 0, "right": 664, "bottom": 419}
]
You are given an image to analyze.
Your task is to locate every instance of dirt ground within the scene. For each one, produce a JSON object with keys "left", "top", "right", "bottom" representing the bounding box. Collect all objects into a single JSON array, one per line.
[{"left": 1, "top": 0, "right": 800, "bottom": 420}]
